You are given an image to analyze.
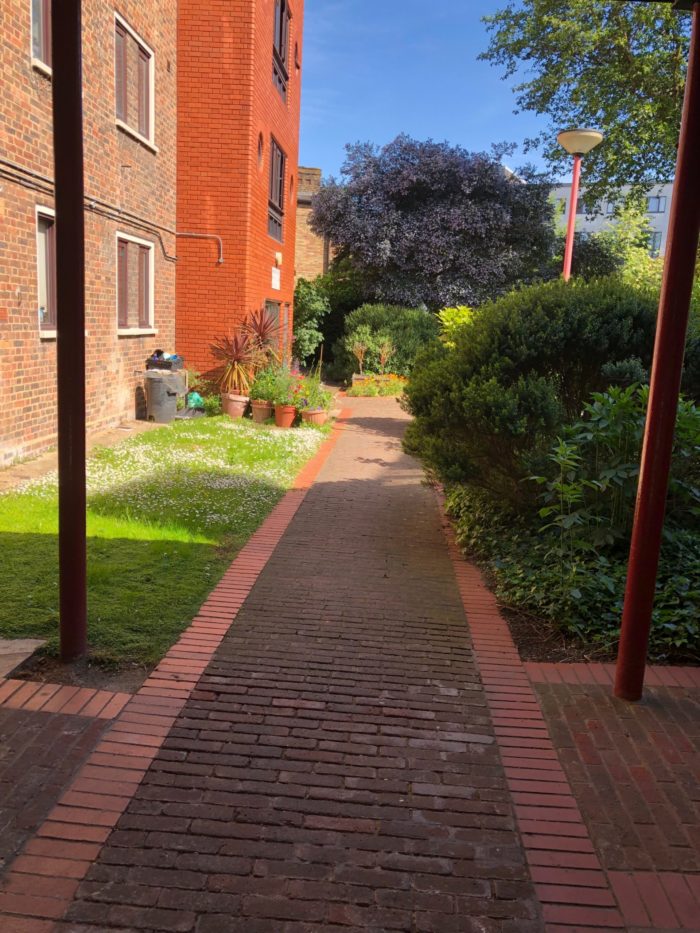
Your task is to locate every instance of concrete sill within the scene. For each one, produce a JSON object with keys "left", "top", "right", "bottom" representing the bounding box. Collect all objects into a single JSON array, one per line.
[
  {"left": 115, "top": 119, "right": 158, "bottom": 154},
  {"left": 118, "top": 328, "right": 158, "bottom": 337},
  {"left": 40, "top": 330, "right": 90, "bottom": 341},
  {"left": 32, "top": 58, "right": 52, "bottom": 78}
]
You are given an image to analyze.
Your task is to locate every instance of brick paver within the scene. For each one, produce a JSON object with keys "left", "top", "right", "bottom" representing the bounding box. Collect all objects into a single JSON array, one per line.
[
  {"left": 60, "top": 399, "right": 540, "bottom": 932},
  {"left": 0, "top": 708, "right": 108, "bottom": 879},
  {"left": 536, "top": 682, "right": 700, "bottom": 874}
]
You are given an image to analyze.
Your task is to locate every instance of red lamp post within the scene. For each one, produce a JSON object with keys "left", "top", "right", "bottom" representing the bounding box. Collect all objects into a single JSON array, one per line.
[
  {"left": 557, "top": 128, "right": 604, "bottom": 281},
  {"left": 615, "top": 0, "right": 700, "bottom": 702}
]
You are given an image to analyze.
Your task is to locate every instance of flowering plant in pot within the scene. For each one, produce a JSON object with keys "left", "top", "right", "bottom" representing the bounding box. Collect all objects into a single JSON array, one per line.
[
  {"left": 298, "top": 373, "right": 333, "bottom": 426},
  {"left": 210, "top": 331, "right": 254, "bottom": 418},
  {"left": 271, "top": 369, "right": 299, "bottom": 428},
  {"left": 249, "top": 366, "right": 278, "bottom": 424}
]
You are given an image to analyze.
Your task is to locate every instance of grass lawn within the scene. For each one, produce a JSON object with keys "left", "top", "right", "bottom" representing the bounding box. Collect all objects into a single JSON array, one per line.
[{"left": 0, "top": 417, "right": 324, "bottom": 667}]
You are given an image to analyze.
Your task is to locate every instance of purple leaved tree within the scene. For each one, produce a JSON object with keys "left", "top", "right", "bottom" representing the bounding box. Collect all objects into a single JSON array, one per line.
[{"left": 310, "top": 135, "right": 555, "bottom": 310}]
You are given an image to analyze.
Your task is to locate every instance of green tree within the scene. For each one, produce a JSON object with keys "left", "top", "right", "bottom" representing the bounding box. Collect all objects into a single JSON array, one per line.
[{"left": 481, "top": 1, "right": 691, "bottom": 205}]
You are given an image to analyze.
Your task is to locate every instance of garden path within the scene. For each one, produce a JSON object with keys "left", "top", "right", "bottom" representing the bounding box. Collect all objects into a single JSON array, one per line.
[{"left": 55, "top": 398, "right": 541, "bottom": 932}]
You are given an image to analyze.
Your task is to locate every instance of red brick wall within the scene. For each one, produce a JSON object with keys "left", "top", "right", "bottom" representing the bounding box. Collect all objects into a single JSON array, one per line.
[
  {"left": 176, "top": 0, "right": 304, "bottom": 378},
  {"left": 0, "top": 0, "right": 177, "bottom": 464}
]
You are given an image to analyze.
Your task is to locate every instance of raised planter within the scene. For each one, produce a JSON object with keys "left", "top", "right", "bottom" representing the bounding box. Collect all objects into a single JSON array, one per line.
[
  {"left": 301, "top": 409, "right": 328, "bottom": 426},
  {"left": 274, "top": 404, "right": 296, "bottom": 428},
  {"left": 222, "top": 393, "right": 249, "bottom": 419},
  {"left": 251, "top": 400, "right": 273, "bottom": 424}
]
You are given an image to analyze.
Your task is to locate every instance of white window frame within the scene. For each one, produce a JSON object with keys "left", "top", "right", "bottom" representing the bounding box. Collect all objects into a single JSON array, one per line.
[
  {"left": 30, "top": 0, "right": 52, "bottom": 76},
  {"left": 36, "top": 205, "right": 56, "bottom": 338},
  {"left": 114, "top": 12, "right": 157, "bottom": 152},
  {"left": 115, "top": 231, "right": 157, "bottom": 335}
]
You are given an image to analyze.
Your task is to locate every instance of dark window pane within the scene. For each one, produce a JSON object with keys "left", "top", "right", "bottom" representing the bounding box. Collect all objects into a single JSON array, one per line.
[
  {"left": 138, "top": 246, "right": 150, "bottom": 327},
  {"left": 138, "top": 48, "right": 150, "bottom": 137},
  {"left": 117, "top": 240, "right": 129, "bottom": 327},
  {"left": 115, "top": 24, "right": 127, "bottom": 121},
  {"left": 37, "top": 215, "right": 56, "bottom": 329},
  {"left": 268, "top": 139, "right": 286, "bottom": 241},
  {"left": 32, "top": 0, "right": 52, "bottom": 66}
]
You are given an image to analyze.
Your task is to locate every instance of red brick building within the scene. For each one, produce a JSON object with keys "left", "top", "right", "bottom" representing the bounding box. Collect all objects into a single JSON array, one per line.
[
  {"left": 0, "top": 0, "right": 177, "bottom": 464},
  {"left": 0, "top": 0, "right": 304, "bottom": 463},
  {"left": 176, "top": 0, "right": 304, "bottom": 376}
]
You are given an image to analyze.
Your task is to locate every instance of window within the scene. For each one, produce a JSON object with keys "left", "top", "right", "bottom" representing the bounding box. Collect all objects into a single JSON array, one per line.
[
  {"left": 114, "top": 14, "right": 155, "bottom": 146},
  {"left": 32, "top": 0, "right": 51, "bottom": 68},
  {"left": 36, "top": 210, "right": 56, "bottom": 331},
  {"left": 647, "top": 196, "right": 667, "bottom": 214},
  {"left": 268, "top": 138, "right": 286, "bottom": 241},
  {"left": 272, "top": 0, "right": 291, "bottom": 100},
  {"left": 116, "top": 234, "right": 154, "bottom": 331},
  {"left": 649, "top": 231, "right": 663, "bottom": 257}
]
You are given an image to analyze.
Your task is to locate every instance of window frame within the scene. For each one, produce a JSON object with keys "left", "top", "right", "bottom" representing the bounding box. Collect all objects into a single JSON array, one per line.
[
  {"left": 268, "top": 137, "right": 286, "bottom": 242},
  {"left": 31, "top": 0, "right": 52, "bottom": 74},
  {"left": 647, "top": 195, "right": 667, "bottom": 214},
  {"left": 115, "top": 231, "right": 157, "bottom": 335},
  {"left": 114, "top": 12, "right": 157, "bottom": 151},
  {"left": 272, "top": 0, "right": 291, "bottom": 100},
  {"left": 35, "top": 205, "right": 57, "bottom": 337},
  {"left": 649, "top": 230, "right": 663, "bottom": 257}
]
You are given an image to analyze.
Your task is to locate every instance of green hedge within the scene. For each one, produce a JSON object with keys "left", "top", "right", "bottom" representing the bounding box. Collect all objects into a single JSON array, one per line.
[{"left": 332, "top": 304, "right": 440, "bottom": 380}]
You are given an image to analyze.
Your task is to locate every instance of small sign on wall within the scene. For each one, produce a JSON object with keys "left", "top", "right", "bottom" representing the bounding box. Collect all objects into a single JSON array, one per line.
[{"left": 271, "top": 267, "right": 281, "bottom": 290}]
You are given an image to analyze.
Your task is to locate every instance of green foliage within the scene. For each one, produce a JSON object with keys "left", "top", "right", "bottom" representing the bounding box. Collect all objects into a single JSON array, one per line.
[
  {"left": 438, "top": 306, "right": 474, "bottom": 348},
  {"left": 293, "top": 278, "right": 331, "bottom": 363},
  {"left": 444, "top": 385, "right": 700, "bottom": 660},
  {"left": 334, "top": 304, "right": 440, "bottom": 380},
  {"left": 344, "top": 324, "right": 375, "bottom": 375},
  {"left": 202, "top": 395, "right": 222, "bottom": 417},
  {"left": 249, "top": 366, "right": 279, "bottom": 403},
  {"left": 405, "top": 277, "right": 661, "bottom": 504},
  {"left": 481, "top": 2, "right": 690, "bottom": 205}
]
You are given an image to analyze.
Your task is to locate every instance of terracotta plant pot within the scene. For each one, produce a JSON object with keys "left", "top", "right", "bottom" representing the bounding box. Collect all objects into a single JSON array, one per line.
[
  {"left": 274, "top": 404, "right": 296, "bottom": 428},
  {"left": 221, "top": 393, "right": 249, "bottom": 419},
  {"left": 251, "top": 399, "right": 273, "bottom": 424},
  {"left": 301, "top": 409, "right": 328, "bottom": 426}
]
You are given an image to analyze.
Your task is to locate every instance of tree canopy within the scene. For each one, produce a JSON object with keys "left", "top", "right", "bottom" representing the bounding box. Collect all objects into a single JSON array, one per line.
[
  {"left": 310, "top": 135, "right": 554, "bottom": 310},
  {"left": 481, "top": 1, "right": 690, "bottom": 205}
]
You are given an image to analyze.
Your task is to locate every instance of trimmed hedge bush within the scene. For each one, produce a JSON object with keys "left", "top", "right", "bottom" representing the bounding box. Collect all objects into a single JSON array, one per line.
[{"left": 404, "top": 277, "right": 671, "bottom": 505}]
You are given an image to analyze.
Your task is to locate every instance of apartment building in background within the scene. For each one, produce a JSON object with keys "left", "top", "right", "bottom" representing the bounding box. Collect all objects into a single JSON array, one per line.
[
  {"left": 0, "top": 0, "right": 304, "bottom": 464},
  {"left": 295, "top": 166, "right": 329, "bottom": 282},
  {"left": 551, "top": 183, "right": 674, "bottom": 256}
]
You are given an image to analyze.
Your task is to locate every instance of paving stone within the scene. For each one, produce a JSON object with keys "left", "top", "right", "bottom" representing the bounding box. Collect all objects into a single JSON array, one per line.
[{"left": 61, "top": 399, "right": 541, "bottom": 931}]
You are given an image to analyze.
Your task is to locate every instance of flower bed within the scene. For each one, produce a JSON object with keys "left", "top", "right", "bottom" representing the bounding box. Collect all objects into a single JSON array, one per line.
[{"left": 346, "top": 374, "right": 407, "bottom": 397}]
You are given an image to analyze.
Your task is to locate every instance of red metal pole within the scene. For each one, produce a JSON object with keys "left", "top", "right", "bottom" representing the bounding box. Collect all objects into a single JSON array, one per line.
[
  {"left": 562, "top": 153, "right": 582, "bottom": 281},
  {"left": 52, "top": 0, "right": 88, "bottom": 661},
  {"left": 614, "top": 1, "right": 700, "bottom": 702}
]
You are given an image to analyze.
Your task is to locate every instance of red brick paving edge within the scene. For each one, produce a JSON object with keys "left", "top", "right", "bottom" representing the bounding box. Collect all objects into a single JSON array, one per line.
[
  {"left": 0, "top": 411, "right": 351, "bottom": 931},
  {"left": 437, "top": 488, "right": 700, "bottom": 932},
  {"left": 525, "top": 661, "right": 700, "bottom": 690}
]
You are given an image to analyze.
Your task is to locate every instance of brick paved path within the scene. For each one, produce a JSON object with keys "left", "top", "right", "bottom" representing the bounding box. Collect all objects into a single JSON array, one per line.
[{"left": 60, "top": 399, "right": 540, "bottom": 932}]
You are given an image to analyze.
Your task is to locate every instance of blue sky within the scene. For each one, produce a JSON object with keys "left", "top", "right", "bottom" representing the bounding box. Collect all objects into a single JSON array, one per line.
[{"left": 299, "top": 0, "right": 552, "bottom": 180}]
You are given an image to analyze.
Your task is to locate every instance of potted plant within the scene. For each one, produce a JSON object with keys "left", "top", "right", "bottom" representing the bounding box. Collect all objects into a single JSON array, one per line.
[
  {"left": 298, "top": 372, "right": 333, "bottom": 426},
  {"left": 210, "top": 331, "right": 254, "bottom": 418},
  {"left": 244, "top": 307, "right": 282, "bottom": 368},
  {"left": 271, "top": 369, "right": 298, "bottom": 428},
  {"left": 249, "top": 366, "right": 278, "bottom": 423}
]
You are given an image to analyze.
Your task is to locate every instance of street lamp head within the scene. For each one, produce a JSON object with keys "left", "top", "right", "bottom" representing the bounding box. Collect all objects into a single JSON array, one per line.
[{"left": 557, "top": 128, "right": 604, "bottom": 156}]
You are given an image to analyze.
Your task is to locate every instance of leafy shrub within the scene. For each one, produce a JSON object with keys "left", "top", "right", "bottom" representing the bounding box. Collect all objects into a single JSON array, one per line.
[
  {"left": 202, "top": 395, "right": 222, "bottom": 417},
  {"left": 438, "top": 306, "right": 474, "bottom": 348},
  {"left": 444, "top": 385, "right": 700, "bottom": 661},
  {"left": 293, "top": 279, "right": 331, "bottom": 363},
  {"left": 249, "top": 367, "right": 278, "bottom": 403},
  {"left": 333, "top": 304, "right": 440, "bottom": 380},
  {"left": 404, "top": 277, "right": 667, "bottom": 505}
]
